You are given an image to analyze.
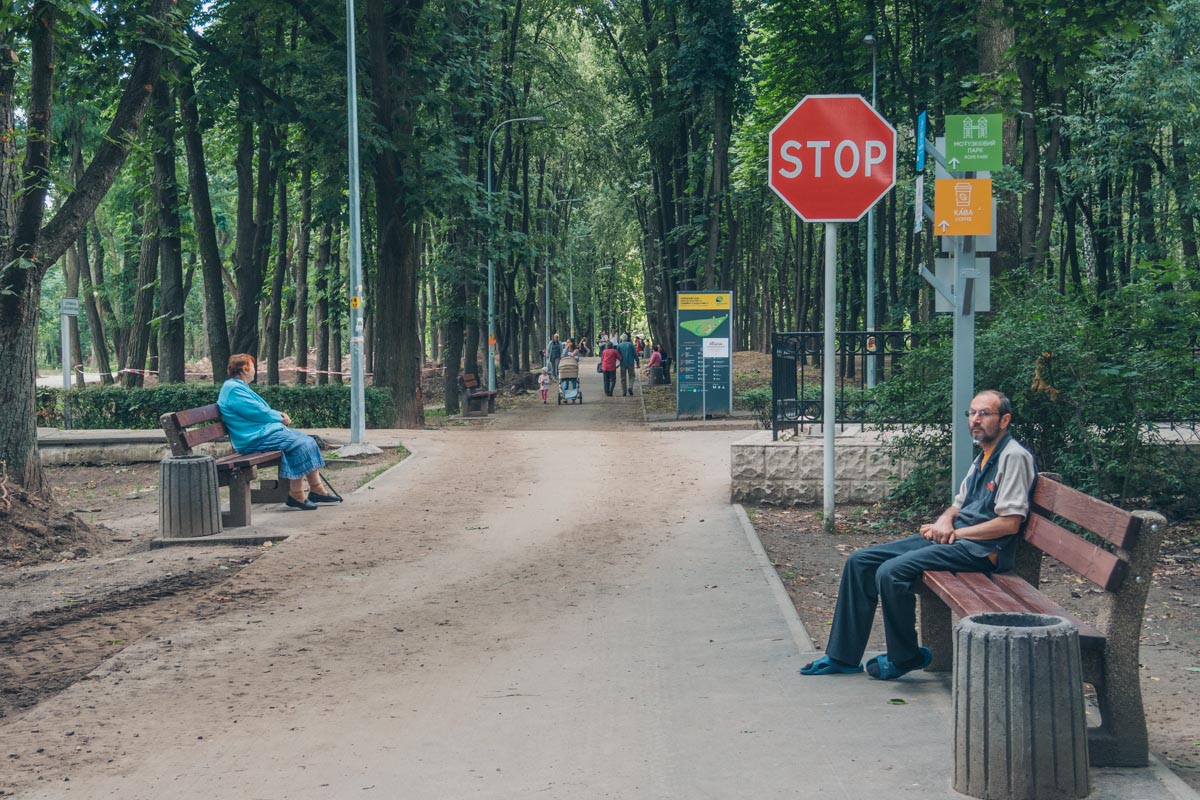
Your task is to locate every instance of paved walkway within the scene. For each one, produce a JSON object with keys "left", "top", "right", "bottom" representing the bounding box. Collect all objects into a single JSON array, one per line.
[{"left": 10, "top": 367, "right": 1196, "bottom": 799}]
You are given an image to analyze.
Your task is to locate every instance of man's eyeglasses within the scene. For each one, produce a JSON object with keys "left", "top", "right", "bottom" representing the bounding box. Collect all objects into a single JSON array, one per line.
[{"left": 965, "top": 409, "right": 997, "bottom": 419}]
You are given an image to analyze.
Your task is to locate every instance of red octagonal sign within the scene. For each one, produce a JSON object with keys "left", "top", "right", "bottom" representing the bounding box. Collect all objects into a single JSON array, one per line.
[{"left": 769, "top": 95, "right": 897, "bottom": 223}]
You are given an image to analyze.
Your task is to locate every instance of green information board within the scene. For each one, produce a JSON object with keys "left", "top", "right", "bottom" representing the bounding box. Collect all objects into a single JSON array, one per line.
[
  {"left": 676, "top": 292, "right": 733, "bottom": 418},
  {"left": 945, "top": 114, "right": 1003, "bottom": 172}
]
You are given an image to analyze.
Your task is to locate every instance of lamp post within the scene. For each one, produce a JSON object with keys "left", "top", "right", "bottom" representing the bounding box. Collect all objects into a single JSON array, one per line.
[
  {"left": 864, "top": 33, "right": 878, "bottom": 388},
  {"left": 337, "top": 0, "right": 379, "bottom": 456},
  {"left": 487, "top": 116, "right": 544, "bottom": 391}
]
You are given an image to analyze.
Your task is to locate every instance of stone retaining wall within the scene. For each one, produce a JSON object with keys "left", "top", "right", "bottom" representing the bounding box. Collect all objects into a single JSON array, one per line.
[{"left": 731, "top": 429, "right": 907, "bottom": 505}]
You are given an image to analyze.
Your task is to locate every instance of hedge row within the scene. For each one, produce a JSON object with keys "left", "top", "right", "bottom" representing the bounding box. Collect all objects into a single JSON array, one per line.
[{"left": 37, "top": 384, "right": 397, "bottom": 430}]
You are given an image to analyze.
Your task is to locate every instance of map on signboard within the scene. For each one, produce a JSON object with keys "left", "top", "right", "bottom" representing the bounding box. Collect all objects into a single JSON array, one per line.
[{"left": 680, "top": 315, "right": 728, "bottom": 337}]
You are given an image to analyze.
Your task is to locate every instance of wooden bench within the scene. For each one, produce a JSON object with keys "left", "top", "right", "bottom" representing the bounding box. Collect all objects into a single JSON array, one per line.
[
  {"left": 159, "top": 404, "right": 290, "bottom": 528},
  {"left": 917, "top": 474, "right": 1167, "bottom": 767},
  {"left": 458, "top": 373, "right": 498, "bottom": 417}
]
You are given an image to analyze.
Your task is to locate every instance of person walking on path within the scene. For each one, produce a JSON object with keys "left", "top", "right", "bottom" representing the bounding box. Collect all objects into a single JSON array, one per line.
[
  {"left": 615, "top": 334, "right": 640, "bottom": 396},
  {"left": 538, "top": 367, "right": 552, "bottom": 403},
  {"left": 548, "top": 334, "right": 563, "bottom": 377},
  {"left": 218, "top": 354, "right": 342, "bottom": 511},
  {"left": 799, "top": 390, "right": 1036, "bottom": 680},
  {"left": 600, "top": 342, "right": 621, "bottom": 396}
]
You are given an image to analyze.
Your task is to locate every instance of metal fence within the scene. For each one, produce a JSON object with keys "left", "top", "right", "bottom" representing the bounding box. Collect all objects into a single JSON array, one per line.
[{"left": 771, "top": 330, "right": 926, "bottom": 440}]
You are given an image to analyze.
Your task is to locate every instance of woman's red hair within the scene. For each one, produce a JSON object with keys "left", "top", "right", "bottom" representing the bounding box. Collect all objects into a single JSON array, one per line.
[{"left": 227, "top": 353, "right": 256, "bottom": 378}]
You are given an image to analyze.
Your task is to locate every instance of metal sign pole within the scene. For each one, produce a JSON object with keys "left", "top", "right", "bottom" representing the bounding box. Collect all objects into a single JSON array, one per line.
[
  {"left": 60, "top": 309, "right": 70, "bottom": 392},
  {"left": 823, "top": 222, "right": 838, "bottom": 532},
  {"left": 952, "top": 235, "right": 977, "bottom": 491}
]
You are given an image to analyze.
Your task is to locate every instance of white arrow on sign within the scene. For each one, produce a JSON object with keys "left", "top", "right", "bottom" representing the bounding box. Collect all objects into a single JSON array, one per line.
[
  {"left": 947, "top": 157, "right": 960, "bottom": 169},
  {"left": 938, "top": 220, "right": 951, "bottom": 233}
]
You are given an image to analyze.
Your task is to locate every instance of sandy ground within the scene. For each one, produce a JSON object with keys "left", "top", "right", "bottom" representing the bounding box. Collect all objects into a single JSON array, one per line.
[
  {"left": 0, "top": 361, "right": 660, "bottom": 797},
  {"left": 4, "top": 361, "right": 1195, "bottom": 798}
]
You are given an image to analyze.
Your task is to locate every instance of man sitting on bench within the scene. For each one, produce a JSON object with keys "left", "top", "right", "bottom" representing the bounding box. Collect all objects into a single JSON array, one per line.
[
  {"left": 801, "top": 389, "right": 1036, "bottom": 680},
  {"left": 218, "top": 353, "right": 343, "bottom": 512}
]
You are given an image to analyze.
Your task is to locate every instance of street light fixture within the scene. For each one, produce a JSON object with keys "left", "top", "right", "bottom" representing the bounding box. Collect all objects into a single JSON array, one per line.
[
  {"left": 487, "top": 115, "right": 545, "bottom": 392},
  {"left": 864, "top": 33, "right": 878, "bottom": 388}
]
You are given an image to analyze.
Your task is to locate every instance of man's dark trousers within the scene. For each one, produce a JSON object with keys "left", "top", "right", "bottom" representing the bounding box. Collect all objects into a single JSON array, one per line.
[{"left": 826, "top": 535, "right": 995, "bottom": 668}]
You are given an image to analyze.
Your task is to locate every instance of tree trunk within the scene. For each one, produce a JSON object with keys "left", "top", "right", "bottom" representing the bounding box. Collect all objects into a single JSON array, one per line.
[
  {"left": 314, "top": 222, "right": 331, "bottom": 386},
  {"left": 122, "top": 203, "right": 160, "bottom": 388},
  {"left": 1018, "top": 56, "right": 1040, "bottom": 268},
  {"left": 1172, "top": 127, "right": 1198, "bottom": 272},
  {"left": 250, "top": 121, "right": 278, "bottom": 358},
  {"left": 330, "top": 221, "right": 343, "bottom": 385},
  {"left": 179, "top": 66, "right": 230, "bottom": 382},
  {"left": 77, "top": 226, "right": 113, "bottom": 384},
  {"left": 977, "top": 0, "right": 1018, "bottom": 276},
  {"left": 367, "top": 0, "right": 425, "bottom": 427},
  {"left": 153, "top": 78, "right": 186, "bottom": 384},
  {"left": 266, "top": 161, "right": 289, "bottom": 384},
  {"left": 295, "top": 166, "right": 311, "bottom": 384}
]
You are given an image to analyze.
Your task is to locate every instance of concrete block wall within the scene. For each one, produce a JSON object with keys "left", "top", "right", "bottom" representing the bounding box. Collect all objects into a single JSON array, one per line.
[{"left": 731, "top": 429, "right": 907, "bottom": 506}]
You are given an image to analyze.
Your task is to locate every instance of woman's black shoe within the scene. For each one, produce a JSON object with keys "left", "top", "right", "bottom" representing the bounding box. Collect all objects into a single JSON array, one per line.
[
  {"left": 307, "top": 491, "right": 342, "bottom": 504},
  {"left": 285, "top": 495, "right": 318, "bottom": 510}
]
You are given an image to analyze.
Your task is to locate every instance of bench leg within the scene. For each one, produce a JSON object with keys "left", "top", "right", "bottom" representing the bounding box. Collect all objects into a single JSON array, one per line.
[
  {"left": 1086, "top": 646, "right": 1149, "bottom": 766},
  {"left": 252, "top": 478, "right": 291, "bottom": 504},
  {"left": 463, "top": 394, "right": 485, "bottom": 417},
  {"left": 224, "top": 468, "right": 253, "bottom": 528},
  {"left": 918, "top": 590, "right": 953, "bottom": 672}
]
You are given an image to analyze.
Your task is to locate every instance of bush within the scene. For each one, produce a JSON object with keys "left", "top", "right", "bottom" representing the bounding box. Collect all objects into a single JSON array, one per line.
[
  {"left": 736, "top": 387, "right": 772, "bottom": 429},
  {"left": 37, "top": 383, "right": 398, "bottom": 430},
  {"left": 871, "top": 278, "right": 1200, "bottom": 516}
]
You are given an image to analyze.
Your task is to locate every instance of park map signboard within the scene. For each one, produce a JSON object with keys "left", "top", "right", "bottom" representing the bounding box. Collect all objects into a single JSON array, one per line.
[{"left": 676, "top": 292, "right": 733, "bottom": 418}]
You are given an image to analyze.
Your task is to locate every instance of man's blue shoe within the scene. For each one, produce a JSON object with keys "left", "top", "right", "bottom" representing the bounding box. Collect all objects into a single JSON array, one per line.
[
  {"left": 799, "top": 654, "right": 864, "bottom": 676},
  {"left": 865, "top": 647, "right": 932, "bottom": 680}
]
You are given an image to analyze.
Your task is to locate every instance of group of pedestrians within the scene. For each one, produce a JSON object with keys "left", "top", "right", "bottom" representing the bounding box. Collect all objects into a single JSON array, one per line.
[
  {"left": 596, "top": 332, "right": 639, "bottom": 396},
  {"left": 540, "top": 328, "right": 653, "bottom": 400},
  {"left": 540, "top": 336, "right": 584, "bottom": 402}
]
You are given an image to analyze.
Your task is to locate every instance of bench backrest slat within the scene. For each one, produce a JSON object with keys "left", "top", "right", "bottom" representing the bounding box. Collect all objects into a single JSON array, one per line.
[
  {"left": 1031, "top": 478, "right": 1141, "bottom": 549},
  {"left": 160, "top": 404, "right": 227, "bottom": 456},
  {"left": 172, "top": 404, "right": 221, "bottom": 428},
  {"left": 183, "top": 420, "right": 229, "bottom": 450},
  {"left": 1023, "top": 513, "right": 1126, "bottom": 591},
  {"left": 462, "top": 374, "right": 480, "bottom": 389}
]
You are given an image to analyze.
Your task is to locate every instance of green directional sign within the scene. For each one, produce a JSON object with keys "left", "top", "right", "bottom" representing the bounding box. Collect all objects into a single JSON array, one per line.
[{"left": 945, "top": 114, "right": 1003, "bottom": 172}]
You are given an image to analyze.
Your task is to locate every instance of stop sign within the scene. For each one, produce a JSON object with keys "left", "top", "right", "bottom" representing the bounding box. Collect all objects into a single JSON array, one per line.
[{"left": 769, "top": 95, "right": 897, "bottom": 223}]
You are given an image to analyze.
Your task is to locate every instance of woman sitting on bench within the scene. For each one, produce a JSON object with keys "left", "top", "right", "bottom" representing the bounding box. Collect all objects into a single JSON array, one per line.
[{"left": 218, "top": 354, "right": 342, "bottom": 511}]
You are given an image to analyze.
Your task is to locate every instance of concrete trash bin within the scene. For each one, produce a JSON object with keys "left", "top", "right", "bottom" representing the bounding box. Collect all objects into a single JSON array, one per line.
[
  {"left": 953, "top": 612, "right": 1088, "bottom": 800},
  {"left": 159, "top": 454, "right": 223, "bottom": 538}
]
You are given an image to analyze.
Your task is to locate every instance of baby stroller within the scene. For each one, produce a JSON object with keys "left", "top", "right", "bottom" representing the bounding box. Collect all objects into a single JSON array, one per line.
[{"left": 556, "top": 357, "right": 583, "bottom": 404}]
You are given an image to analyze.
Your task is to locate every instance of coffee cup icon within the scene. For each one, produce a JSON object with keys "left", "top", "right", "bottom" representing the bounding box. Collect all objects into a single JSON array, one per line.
[{"left": 955, "top": 182, "right": 972, "bottom": 207}]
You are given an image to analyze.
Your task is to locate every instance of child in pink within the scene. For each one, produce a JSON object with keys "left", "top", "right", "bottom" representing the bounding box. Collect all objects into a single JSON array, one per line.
[{"left": 538, "top": 368, "right": 552, "bottom": 403}]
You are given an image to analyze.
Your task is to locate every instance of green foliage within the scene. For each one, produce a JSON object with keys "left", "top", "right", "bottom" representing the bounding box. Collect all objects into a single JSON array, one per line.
[
  {"left": 37, "top": 384, "right": 397, "bottom": 430},
  {"left": 872, "top": 280, "right": 1200, "bottom": 516},
  {"left": 736, "top": 387, "right": 772, "bottom": 429}
]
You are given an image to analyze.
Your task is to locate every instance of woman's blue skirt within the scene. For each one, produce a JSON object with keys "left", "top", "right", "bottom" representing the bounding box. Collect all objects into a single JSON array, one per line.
[{"left": 250, "top": 428, "right": 326, "bottom": 479}]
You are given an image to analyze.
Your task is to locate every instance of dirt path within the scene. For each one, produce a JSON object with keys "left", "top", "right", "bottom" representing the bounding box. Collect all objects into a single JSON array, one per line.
[{"left": 0, "top": 368, "right": 737, "bottom": 798}]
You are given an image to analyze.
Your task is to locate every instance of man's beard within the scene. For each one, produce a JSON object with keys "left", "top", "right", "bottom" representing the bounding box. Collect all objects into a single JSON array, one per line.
[{"left": 972, "top": 426, "right": 1000, "bottom": 446}]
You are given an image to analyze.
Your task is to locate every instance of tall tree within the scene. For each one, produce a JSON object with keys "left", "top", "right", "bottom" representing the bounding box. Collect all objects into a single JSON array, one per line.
[
  {"left": 367, "top": 0, "right": 425, "bottom": 427},
  {"left": 0, "top": 0, "right": 173, "bottom": 493}
]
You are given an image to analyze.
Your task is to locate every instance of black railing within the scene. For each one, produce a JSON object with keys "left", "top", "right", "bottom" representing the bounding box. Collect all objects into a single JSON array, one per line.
[{"left": 771, "top": 330, "right": 927, "bottom": 440}]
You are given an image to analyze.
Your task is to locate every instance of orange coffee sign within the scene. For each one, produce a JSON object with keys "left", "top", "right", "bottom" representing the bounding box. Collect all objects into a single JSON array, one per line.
[{"left": 934, "top": 178, "right": 993, "bottom": 236}]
